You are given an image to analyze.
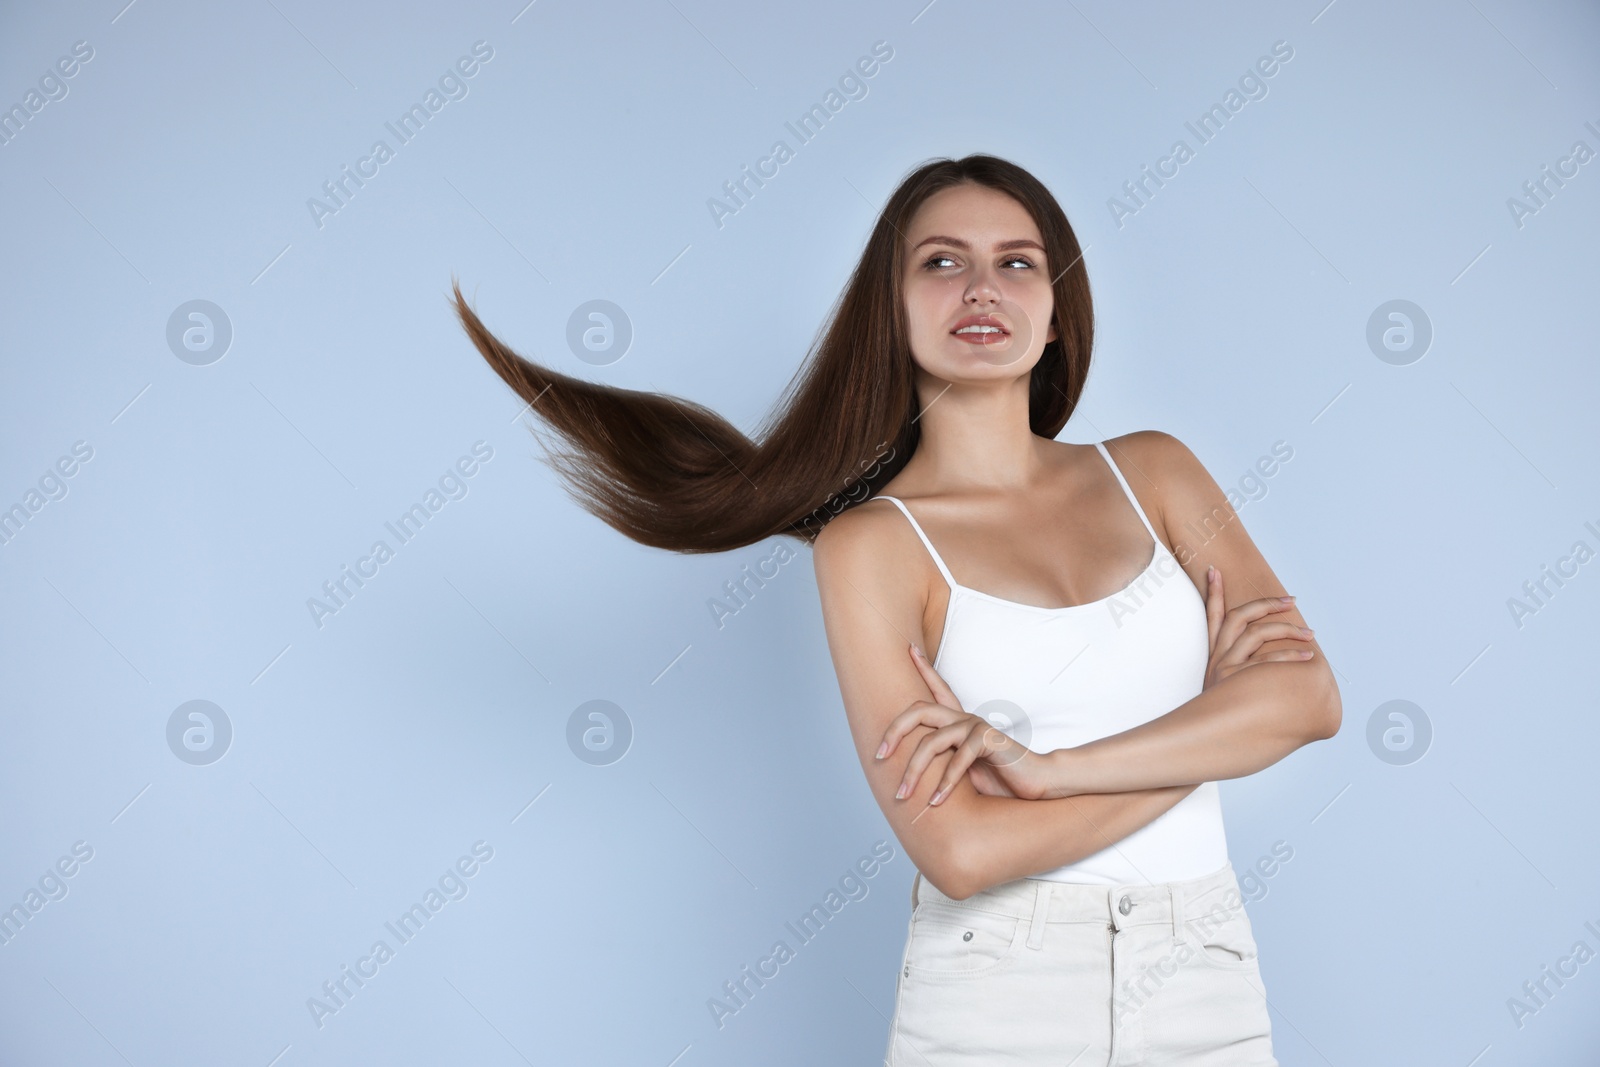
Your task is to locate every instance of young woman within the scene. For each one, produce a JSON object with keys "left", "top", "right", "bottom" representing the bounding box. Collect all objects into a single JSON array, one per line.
[{"left": 451, "top": 154, "right": 1340, "bottom": 1065}]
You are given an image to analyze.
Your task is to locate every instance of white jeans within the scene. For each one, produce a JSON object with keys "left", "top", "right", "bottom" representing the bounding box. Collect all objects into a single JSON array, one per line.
[{"left": 885, "top": 862, "right": 1278, "bottom": 1065}]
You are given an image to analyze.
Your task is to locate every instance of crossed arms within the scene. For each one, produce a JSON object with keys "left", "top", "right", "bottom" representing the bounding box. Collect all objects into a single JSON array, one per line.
[{"left": 811, "top": 432, "right": 1340, "bottom": 900}]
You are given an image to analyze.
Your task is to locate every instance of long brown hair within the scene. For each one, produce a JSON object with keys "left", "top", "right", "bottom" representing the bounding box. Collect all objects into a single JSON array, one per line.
[{"left": 449, "top": 153, "right": 1094, "bottom": 553}]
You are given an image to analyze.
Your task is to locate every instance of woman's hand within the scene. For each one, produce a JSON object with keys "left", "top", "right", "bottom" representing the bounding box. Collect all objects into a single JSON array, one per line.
[
  {"left": 1203, "top": 565, "right": 1315, "bottom": 690},
  {"left": 876, "top": 644, "right": 1059, "bottom": 804}
]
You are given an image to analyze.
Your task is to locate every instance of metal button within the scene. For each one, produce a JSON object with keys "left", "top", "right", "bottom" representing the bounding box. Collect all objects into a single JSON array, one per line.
[
  {"left": 963, "top": 931, "right": 973, "bottom": 941},
  {"left": 1118, "top": 894, "right": 1134, "bottom": 915}
]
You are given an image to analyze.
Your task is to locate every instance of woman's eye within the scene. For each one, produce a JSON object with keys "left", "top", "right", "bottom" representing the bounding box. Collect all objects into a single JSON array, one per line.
[{"left": 920, "top": 254, "right": 1036, "bottom": 271}]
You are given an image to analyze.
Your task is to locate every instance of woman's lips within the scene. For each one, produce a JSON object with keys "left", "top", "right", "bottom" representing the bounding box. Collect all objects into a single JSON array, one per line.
[{"left": 950, "top": 328, "right": 1010, "bottom": 346}]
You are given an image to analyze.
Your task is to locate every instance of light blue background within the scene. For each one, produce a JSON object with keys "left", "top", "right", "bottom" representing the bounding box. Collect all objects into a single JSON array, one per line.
[{"left": 3, "top": 0, "right": 1597, "bottom": 1063}]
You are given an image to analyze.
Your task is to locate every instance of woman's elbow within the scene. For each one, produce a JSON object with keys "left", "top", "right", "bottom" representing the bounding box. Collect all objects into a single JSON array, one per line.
[
  {"left": 1303, "top": 661, "right": 1343, "bottom": 741},
  {"left": 922, "top": 865, "right": 976, "bottom": 902},
  {"left": 903, "top": 828, "right": 979, "bottom": 901},
  {"left": 911, "top": 841, "right": 976, "bottom": 901}
]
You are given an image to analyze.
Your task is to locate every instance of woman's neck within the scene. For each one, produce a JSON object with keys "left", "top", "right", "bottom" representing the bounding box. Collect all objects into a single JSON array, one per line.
[{"left": 901, "top": 375, "right": 1048, "bottom": 496}]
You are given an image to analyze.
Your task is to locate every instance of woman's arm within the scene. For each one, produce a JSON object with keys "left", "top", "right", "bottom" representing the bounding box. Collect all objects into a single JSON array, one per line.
[
  {"left": 812, "top": 500, "right": 1198, "bottom": 901},
  {"left": 1045, "top": 655, "right": 1337, "bottom": 794},
  {"left": 948, "top": 787, "right": 1198, "bottom": 897},
  {"left": 1045, "top": 431, "right": 1342, "bottom": 795}
]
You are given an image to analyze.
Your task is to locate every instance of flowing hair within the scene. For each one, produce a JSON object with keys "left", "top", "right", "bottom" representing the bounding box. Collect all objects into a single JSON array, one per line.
[{"left": 449, "top": 153, "right": 1094, "bottom": 553}]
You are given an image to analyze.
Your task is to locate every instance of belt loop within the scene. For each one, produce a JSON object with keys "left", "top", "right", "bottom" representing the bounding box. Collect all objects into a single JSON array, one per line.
[
  {"left": 910, "top": 870, "right": 921, "bottom": 910},
  {"left": 1169, "top": 882, "right": 1184, "bottom": 946},
  {"left": 1026, "top": 879, "right": 1049, "bottom": 950}
]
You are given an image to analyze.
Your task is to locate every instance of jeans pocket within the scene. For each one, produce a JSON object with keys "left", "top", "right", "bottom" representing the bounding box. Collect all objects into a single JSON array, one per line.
[
  {"left": 1182, "top": 903, "right": 1260, "bottom": 972},
  {"left": 904, "top": 902, "right": 1024, "bottom": 978}
]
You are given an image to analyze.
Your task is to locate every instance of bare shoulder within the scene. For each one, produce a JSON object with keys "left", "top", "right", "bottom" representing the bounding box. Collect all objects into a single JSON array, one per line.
[
  {"left": 1101, "top": 429, "right": 1210, "bottom": 491},
  {"left": 1101, "top": 429, "right": 1199, "bottom": 474},
  {"left": 812, "top": 497, "right": 919, "bottom": 589},
  {"left": 1097, "top": 430, "right": 1217, "bottom": 548}
]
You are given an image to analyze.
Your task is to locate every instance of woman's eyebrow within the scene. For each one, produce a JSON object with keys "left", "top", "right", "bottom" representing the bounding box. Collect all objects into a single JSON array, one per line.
[{"left": 912, "top": 235, "right": 1045, "bottom": 252}]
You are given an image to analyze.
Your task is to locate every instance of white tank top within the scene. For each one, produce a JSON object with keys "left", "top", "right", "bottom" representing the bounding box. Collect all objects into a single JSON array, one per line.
[{"left": 873, "top": 440, "right": 1230, "bottom": 886}]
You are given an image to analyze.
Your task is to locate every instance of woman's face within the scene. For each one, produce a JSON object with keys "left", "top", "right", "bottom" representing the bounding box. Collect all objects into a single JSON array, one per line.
[{"left": 900, "top": 182, "right": 1058, "bottom": 380}]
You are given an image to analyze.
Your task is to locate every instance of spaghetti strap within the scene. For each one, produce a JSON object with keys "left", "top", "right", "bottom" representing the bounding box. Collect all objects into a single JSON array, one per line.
[
  {"left": 1093, "top": 441, "right": 1162, "bottom": 545},
  {"left": 871, "top": 495, "right": 958, "bottom": 591}
]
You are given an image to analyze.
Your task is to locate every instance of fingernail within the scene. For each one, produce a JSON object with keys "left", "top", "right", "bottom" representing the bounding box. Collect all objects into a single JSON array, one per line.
[
  {"left": 930, "top": 788, "right": 945, "bottom": 805},
  {"left": 1206, "top": 565, "right": 1214, "bottom": 581},
  {"left": 896, "top": 783, "right": 908, "bottom": 799},
  {"left": 1300, "top": 627, "right": 1314, "bottom": 637},
  {"left": 912, "top": 645, "right": 925, "bottom": 659},
  {"left": 1279, "top": 596, "right": 1295, "bottom": 603},
  {"left": 875, "top": 741, "right": 889, "bottom": 760}
]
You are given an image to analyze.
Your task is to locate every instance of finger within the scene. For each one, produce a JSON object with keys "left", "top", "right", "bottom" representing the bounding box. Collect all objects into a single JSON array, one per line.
[
  {"left": 1245, "top": 648, "right": 1317, "bottom": 664},
  {"left": 897, "top": 721, "right": 975, "bottom": 800},
  {"left": 1243, "top": 617, "right": 1313, "bottom": 642},
  {"left": 877, "top": 701, "right": 934, "bottom": 761},
  {"left": 966, "top": 762, "right": 1015, "bottom": 798},
  {"left": 1222, "top": 619, "right": 1313, "bottom": 664},
  {"left": 930, "top": 733, "right": 986, "bottom": 805},
  {"left": 1205, "top": 565, "right": 1223, "bottom": 653},
  {"left": 909, "top": 643, "right": 964, "bottom": 711},
  {"left": 1217, "top": 595, "right": 1298, "bottom": 651},
  {"left": 1218, "top": 647, "right": 1316, "bottom": 681},
  {"left": 1228, "top": 595, "right": 1299, "bottom": 624},
  {"left": 877, "top": 699, "right": 959, "bottom": 761}
]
